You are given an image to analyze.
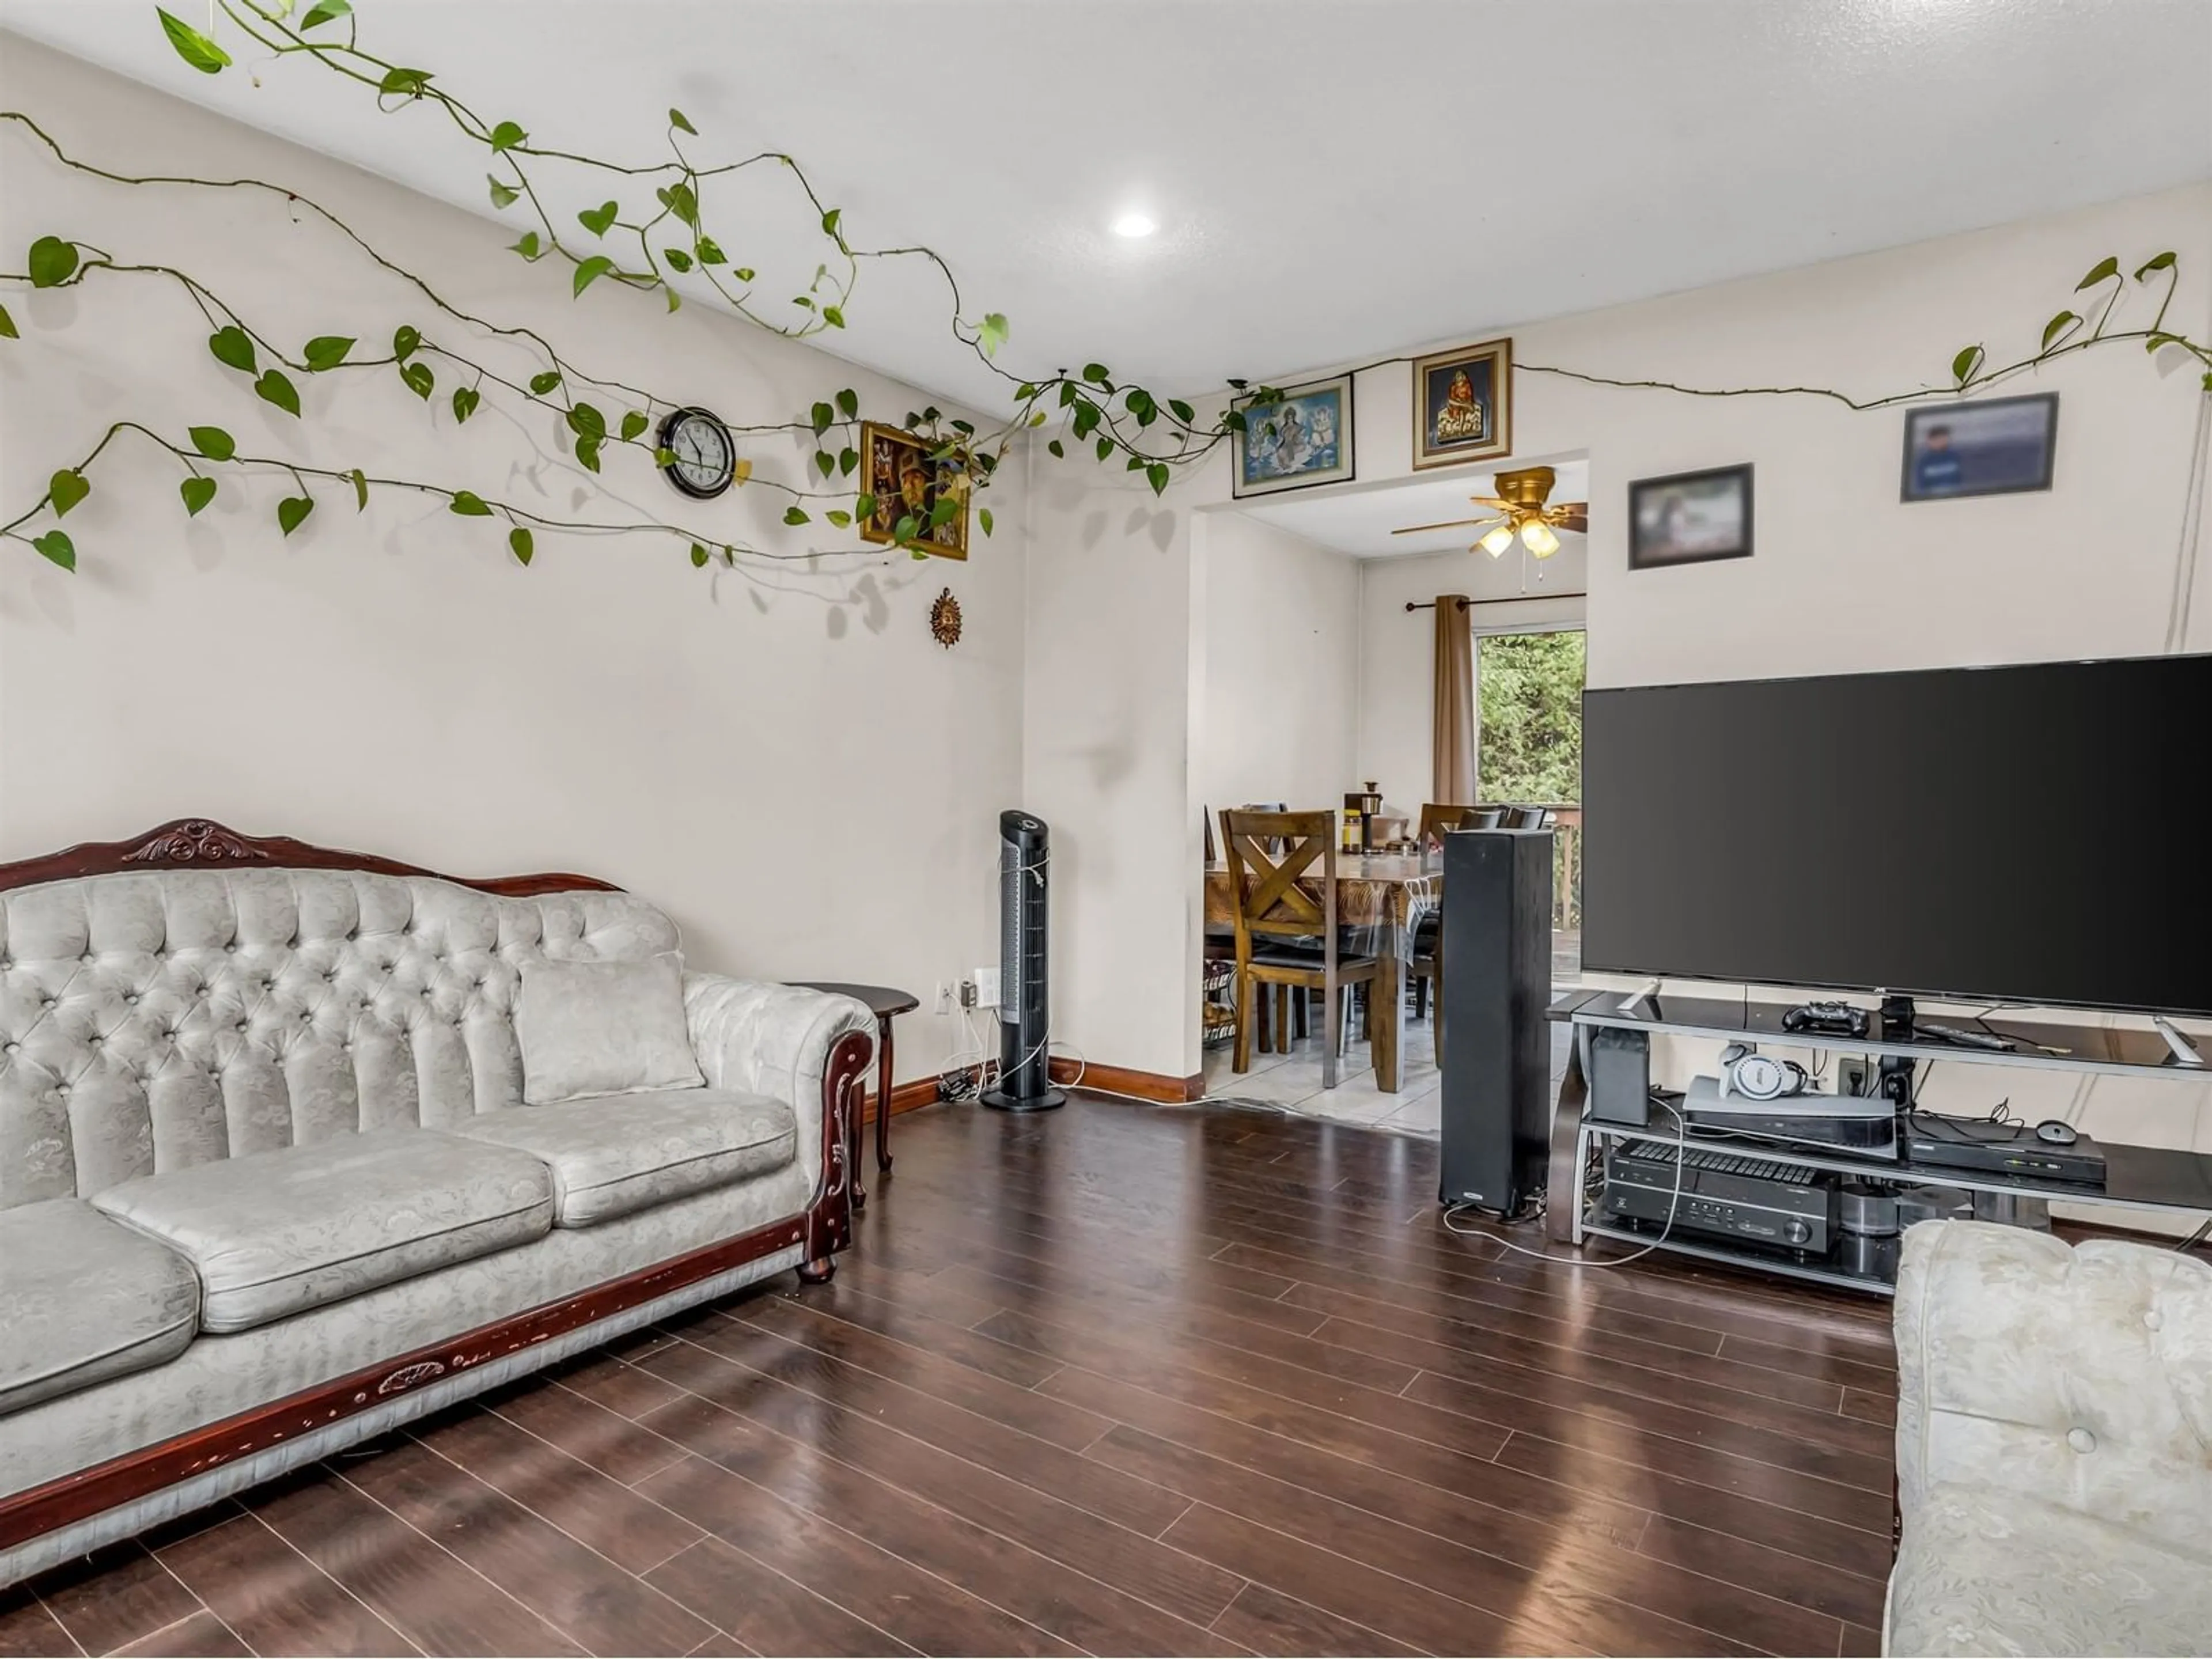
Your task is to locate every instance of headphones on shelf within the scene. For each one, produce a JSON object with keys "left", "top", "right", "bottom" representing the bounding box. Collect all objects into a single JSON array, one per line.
[{"left": 1719, "top": 1042, "right": 1809, "bottom": 1101}]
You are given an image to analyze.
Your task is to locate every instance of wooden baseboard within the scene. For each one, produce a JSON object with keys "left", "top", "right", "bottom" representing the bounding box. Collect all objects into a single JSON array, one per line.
[
  {"left": 868, "top": 1060, "right": 1203, "bottom": 1113},
  {"left": 1048, "top": 1056, "right": 1204, "bottom": 1103}
]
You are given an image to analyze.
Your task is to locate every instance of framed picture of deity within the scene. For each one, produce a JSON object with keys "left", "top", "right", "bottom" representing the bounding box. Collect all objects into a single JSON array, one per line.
[
  {"left": 1229, "top": 373, "right": 1355, "bottom": 498},
  {"left": 1411, "top": 337, "right": 1512, "bottom": 470}
]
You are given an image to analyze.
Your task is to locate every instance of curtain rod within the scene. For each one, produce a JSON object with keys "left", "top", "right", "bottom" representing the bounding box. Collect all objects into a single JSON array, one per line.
[{"left": 1405, "top": 592, "right": 1587, "bottom": 612}]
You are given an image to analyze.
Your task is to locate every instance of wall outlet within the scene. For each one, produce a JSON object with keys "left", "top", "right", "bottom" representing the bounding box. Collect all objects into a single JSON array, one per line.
[
  {"left": 934, "top": 981, "right": 953, "bottom": 1016},
  {"left": 958, "top": 979, "right": 978, "bottom": 1009},
  {"left": 1836, "top": 1055, "right": 1871, "bottom": 1097},
  {"left": 972, "top": 966, "right": 1002, "bottom": 1009}
]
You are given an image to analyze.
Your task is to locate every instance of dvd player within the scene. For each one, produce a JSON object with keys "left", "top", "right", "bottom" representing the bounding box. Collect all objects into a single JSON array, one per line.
[
  {"left": 1903, "top": 1113, "right": 2107, "bottom": 1186},
  {"left": 1600, "top": 1141, "right": 1836, "bottom": 1252},
  {"left": 1683, "top": 1075, "right": 1898, "bottom": 1157}
]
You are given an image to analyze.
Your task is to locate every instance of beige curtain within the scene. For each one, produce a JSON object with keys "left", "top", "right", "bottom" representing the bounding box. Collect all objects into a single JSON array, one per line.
[{"left": 1431, "top": 595, "right": 1475, "bottom": 804}]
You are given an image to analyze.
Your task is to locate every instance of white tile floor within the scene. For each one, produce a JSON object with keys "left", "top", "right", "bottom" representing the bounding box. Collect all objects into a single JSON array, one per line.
[{"left": 1200, "top": 979, "right": 1579, "bottom": 1139}]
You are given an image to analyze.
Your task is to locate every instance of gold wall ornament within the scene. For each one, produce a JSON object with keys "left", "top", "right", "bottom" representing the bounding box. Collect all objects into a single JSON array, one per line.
[{"left": 929, "top": 587, "right": 963, "bottom": 649}]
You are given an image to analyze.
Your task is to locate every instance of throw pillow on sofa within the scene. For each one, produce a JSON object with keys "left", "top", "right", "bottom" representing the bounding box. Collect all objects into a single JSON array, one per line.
[{"left": 516, "top": 952, "right": 705, "bottom": 1104}]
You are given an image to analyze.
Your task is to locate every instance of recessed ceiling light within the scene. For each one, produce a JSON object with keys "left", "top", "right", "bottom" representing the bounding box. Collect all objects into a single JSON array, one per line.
[{"left": 1112, "top": 211, "right": 1157, "bottom": 239}]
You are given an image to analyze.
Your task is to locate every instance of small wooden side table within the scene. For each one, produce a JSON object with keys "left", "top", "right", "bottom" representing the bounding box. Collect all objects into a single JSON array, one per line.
[{"left": 789, "top": 982, "right": 919, "bottom": 1211}]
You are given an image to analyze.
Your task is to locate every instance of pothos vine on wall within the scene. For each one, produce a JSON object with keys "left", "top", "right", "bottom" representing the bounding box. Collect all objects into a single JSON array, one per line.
[
  {"left": 0, "top": 1, "right": 2207, "bottom": 580},
  {"left": 1, "top": 0, "right": 1289, "bottom": 575}
]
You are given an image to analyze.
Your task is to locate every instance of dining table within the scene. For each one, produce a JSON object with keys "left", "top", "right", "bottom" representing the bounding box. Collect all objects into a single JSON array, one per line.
[{"left": 1203, "top": 850, "right": 1441, "bottom": 1092}]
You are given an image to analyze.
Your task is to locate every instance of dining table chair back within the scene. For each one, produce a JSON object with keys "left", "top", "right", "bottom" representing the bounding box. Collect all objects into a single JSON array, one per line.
[
  {"left": 1501, "top": 805, "right": 1547, "bottom": 830},
  {"left": 1218, "top": 808, "right": 1381, "bottom": 1089},
  {"left": 1418, "top": 802, "right": 1478, "bottom": 849}
]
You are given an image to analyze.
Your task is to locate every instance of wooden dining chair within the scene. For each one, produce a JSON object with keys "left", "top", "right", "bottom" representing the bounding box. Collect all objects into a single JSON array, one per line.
[{"left": 1219, "top": 809, "right": 1381, "bottom": 1090}]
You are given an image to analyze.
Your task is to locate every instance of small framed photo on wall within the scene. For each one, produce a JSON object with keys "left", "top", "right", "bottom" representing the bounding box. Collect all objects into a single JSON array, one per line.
[
  {"left": 1230, "top": 374, "right": 1354, "bottom": 498},
  {"left": 1900, "top": 393, "right": 2058, "bottom": 502},
  {"left": 1410, "top": 338, "right": 1513, "bottom": 470},
  {"left": 1628, "top": 463, "right": 1754, "bottom": 570}
]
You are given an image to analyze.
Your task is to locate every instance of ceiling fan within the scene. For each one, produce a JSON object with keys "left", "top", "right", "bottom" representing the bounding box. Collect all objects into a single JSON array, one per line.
[{"left": 1391, "top": 465, "right": 1588, "bottom": 558}]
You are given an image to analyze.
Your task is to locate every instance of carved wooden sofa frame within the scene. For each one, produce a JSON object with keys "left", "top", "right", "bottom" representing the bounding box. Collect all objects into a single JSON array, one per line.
[{"left": 0, "top": 819, "right": 868, "bottom": 1575}]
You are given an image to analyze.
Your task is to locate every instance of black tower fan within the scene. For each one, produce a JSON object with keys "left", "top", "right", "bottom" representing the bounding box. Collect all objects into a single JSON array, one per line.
[{"left": 982, "top": 810, "right": 1065, "bottom": 1112}]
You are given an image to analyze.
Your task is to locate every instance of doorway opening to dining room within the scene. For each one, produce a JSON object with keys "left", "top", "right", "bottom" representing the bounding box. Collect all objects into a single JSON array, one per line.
[{"left": 1190, "top": 453, "right": 1590, "bottom": 1132}]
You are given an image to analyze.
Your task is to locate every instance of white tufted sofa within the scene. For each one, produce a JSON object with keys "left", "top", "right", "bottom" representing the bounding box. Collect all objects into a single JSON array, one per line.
[
  {"left": 0, "top": 823, "right": 874, "bottom": 1588},
  {"left": 1889, "top": 1220, "right": 2212, "bottom": 1655}
]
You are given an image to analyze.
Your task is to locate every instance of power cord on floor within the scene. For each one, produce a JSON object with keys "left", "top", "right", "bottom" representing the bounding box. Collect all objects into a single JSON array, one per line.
[{"left": 1443, "top": 1096, "right": 1690, "bottom": 1268}]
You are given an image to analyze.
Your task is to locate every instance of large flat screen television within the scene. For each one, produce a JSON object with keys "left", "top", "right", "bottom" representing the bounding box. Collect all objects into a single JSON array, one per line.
[{"left": 1581, "top": 653, "right": 2212, "bottom": 1016}]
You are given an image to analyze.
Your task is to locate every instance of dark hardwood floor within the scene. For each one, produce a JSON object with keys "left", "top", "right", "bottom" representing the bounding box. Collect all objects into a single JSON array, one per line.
[{"left": 1, "top": 1094, "right": 1896, "bottom": 1657}]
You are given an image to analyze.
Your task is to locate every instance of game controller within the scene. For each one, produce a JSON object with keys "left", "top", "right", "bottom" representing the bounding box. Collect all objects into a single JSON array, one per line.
[{"left": 1782, "top": 1001, "right": 1871, "bottom": 1038}]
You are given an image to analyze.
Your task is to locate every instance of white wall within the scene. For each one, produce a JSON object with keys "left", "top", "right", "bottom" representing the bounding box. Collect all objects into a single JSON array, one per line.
[
  {"left": 1194, "top": 511, "right": 1359, "bottom": 823},
  {"left": 1021, "top": 461, "right": 1203, "bottom": 1084},
  {"left": 1354, "top": 540, "right": 1586, "bottom": 818},
  {"left": 0, "top": 37, "right": 1024, "bottom": 1087}
]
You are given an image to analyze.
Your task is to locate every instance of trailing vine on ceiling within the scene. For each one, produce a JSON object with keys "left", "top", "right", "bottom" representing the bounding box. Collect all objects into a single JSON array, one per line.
[{"left": 0, "top": 1, "right": 2206, "bottom": 579}]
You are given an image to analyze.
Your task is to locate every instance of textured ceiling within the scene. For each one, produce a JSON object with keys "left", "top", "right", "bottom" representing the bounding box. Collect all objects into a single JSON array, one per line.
[{"left": 6, "top": 0, "right": 2210, "bottom": 409}]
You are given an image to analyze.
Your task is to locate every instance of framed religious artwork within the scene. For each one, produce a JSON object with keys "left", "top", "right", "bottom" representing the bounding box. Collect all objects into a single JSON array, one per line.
[
  {"left": 1230, "top": 373, "right": 1355, "bottom": 498},
  {"left": 1411, "top": 337, "right": 1513, "bottom": 470},
  {"left": 858, "top": 421, "right": 968, "bottom": 559}
]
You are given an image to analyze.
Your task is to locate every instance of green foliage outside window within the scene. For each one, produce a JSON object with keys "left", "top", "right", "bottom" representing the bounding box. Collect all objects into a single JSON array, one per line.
[{"left": 1476, "top": 630, "right": 1585, "bottom": 805}]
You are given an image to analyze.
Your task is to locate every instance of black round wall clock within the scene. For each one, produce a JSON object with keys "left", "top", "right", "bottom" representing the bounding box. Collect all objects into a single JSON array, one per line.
[{"left": 656, "top": 406, "right": 736, "bottom": 499}]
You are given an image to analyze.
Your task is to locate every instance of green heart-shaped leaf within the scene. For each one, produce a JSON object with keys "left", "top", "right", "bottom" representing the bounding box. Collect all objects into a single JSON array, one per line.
[
  {"left": 816, "top": 450, "right": 836, "bottom": 479},
  {"left": 156, "top": 7, "right": 232, "bottom": 73},
  {"left": 350, "top": 468, "right": 369, "bottom": 510},
  {"left": 1950, "top": 344, "right": 1983, "bottom": 387},
  {"left": 508, "top": 526, "right": 533, "bottom": 566},
  {"left": 27, "top": 236, "right": 77, "bottom": 289},
  {"left": 2075, "top": 256, "right": 2120, "bottom": 291},
  {"left": 276, "top": 494, "right": 314, "bottom": 536},
  {"left": 180, "top": 476, "right": 217, "bottom": 517},
  {"left": 2040, "top": 310, "right": 2079, "bottom": 351},
  {"left": 399, "top": 362, "right": 434, "bottom": 399},
  {"left": 378, "top": 66, "right": 431, "bottom": 98},
  {"left": 187, "top": 425, "right": 235, "bottom": 461},
  {"left": 449, "top": 490, "right": 494, "bottom": 517},
  {"left": 839, "top": 447, "right": 858, "bottom": 476},
  {"left": 835, "top": 389, "right": 859, "bottom": 421},
  {"left": 1146, "top": 463, "right": 1171, "bottom": 497},
  {"left": 32, "top": 529, "right": 74, "bottom": 570},
  {"left": 821, "top": 305, "right": 845, "bottom": 328},
  {"left": 451, "top": 385, "right": 480, "bottom": 423},
  {"left": 669, "top": 107, "right": 697, "bottom": 135},
  {"left": 487, "top": 175, "right": 518, "bottom": 210},
  {"left": 48, "top": 469, "right": 89, "bottom": 517},
  {"left": 978, "top": 313, "right": 1009, "bottom": 359},
  {"left": 619, "top": 410, "right": 649, "bottom": 442},
  {"left": 529, "top": 370, "right": 562, "bottom": 396},
  {"left": 1168, "top": 398, "right": 1195, "bottom": 424},
  {"left": 2135, "top": 251, "right": 2178, "bottom": 280},
  {"left": 810, "top": 402, "right": 834, "bottom": 435},
  {"left": 302, "top": 334, "right": 354, "bottom": 372},
  {"left": 488, "top": 120, "right": 527, "bottom": 151},
  {"left": 254, "top": 369, "right": 301, "bottom": 416},
  {"left": 0, "top": 303, "right": 17, "bottom": 339},
  {"left": 577, "top": 201, "right": 619, "bottom": 237},
  {"left": 665, "top": 287, "right": 681, "bottom": 313},
  {"left": 207, "top": 324, "right": 255, "bottom": 373},
  {"left": 784, "top": 506, "right": 810, "bottom": 527},
  {"left": 300, "top": 0, "right": 352, "bottom": 28},
  {"left": 979, "top": 507, "right": 994, "bottom": 537},
  {"left": 663, "top": 247, "right": 694, "bottom": 273},
  {"left": 574, "top": 435, "right": 602, "bottom": 473},
  {"left": 392, "top": 325, "right": 421, "bottom": 361},
  {"left": 690, "top": 543, "right": 709, "bottom": 568},
  {"left": 572, "top": 255, "right": 615, "bottom": 297},
  {"left": 827, "top": 510, "right": 852, "bottom": 528},
  {"left": 566, "top": 401, "right": 606, "bottom": 440},
  {"left": 510, "top": 231, "right": 544, "bottom": 262},
  {"left": 892, "top": 514, "right": 918, "bottom": 541}
]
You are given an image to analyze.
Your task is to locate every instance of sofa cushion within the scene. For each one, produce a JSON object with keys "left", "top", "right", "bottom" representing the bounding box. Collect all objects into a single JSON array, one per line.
[
  {"left": 1889, "top": 1480, "right": 2212, "bottom": 1656},
  {"left": 89, "top": 1127, "right": 554, "bottom": 1334},
  {"left": 0, "top": 1198, "right": 200, "bottom": 1417},
  {"left": 449, "top": 1088, "right": 797, "bottom": 1228},
  {"left": 516, "top": 953, "right": 704, "bottom": 1105}
]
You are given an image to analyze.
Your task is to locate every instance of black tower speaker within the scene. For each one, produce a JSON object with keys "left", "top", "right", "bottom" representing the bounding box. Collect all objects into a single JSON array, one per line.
[
  {"left": 983, "top": 809, "right": 1065, "bottom": 1112},
  {"left": 1438, "top": 828, "right": 1553, "bottom": 1214}
]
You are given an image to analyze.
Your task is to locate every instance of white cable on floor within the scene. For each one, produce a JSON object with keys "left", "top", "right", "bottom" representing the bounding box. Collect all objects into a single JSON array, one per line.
[{"left": 1443, "top": 1099, "right": 1690, "bottom": 1268}]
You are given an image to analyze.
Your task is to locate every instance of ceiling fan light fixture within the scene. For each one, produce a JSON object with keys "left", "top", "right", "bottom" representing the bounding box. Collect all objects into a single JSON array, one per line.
[
  {"left": 1521, "top": 520, "right": 1561, "bottom": 558},
  {"left": 1479, "top": 524, "right": 1516, "bottom": 557}
]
